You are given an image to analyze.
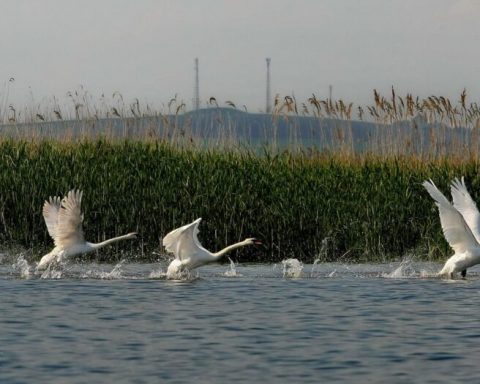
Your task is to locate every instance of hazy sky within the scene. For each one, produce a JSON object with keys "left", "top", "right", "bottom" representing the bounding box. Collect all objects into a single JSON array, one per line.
[{"left": 1, "top": 0, "right": 479, "bottom": 112}]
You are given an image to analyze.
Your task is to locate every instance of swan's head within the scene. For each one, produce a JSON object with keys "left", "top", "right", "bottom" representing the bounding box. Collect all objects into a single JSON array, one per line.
[
  {"left": 125, "top": 232, "right": 137, "bottom": 240},
  {"left": 245, "top": 238, "right": 263, "bottom": 246}
]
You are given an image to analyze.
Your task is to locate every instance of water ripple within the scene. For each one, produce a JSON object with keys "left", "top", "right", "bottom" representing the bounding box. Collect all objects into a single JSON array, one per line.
[{"left": 0, "top": 261, "right": 479, "bottom": 383}]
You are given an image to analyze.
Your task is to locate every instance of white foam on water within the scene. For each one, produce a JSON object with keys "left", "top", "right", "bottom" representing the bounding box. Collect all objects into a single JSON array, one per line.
[
  {"left": 149, "top": 267, "right": 166, "bottom": 279},
  {"left": 167, "top": 268, "right": 199, "bottom": 282},
  {"left": 82, "top": 260, "right": 128, "bottom": 279},
  {"left": 419, "top": 269, "right": 438, "bottom": 278},
  {"left": 12, "top": 255, "right": 32, "bottom": 279},
  {"left": 282, "top": 258, "right": 303, "bottom": 278},
  {"left": 40, "top": 262, "right": 64, "bottom": 279},
  {"left": 383, "top": 257, "right": 417, "bottom": 279},
  {"left": 224, "top": 257, "right": 242, "bottom": 277},
  {"left": 103, "top": 260, "right": 126, "bottom": 279}
]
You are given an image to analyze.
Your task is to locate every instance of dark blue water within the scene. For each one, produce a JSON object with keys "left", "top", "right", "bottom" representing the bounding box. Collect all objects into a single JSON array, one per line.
[{"left": 1, "top": 259, "right": 480, "bottom": 383}]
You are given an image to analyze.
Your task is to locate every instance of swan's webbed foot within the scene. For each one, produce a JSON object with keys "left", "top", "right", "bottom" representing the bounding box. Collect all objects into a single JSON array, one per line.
[{"left": 461, "top": 269, "right": 467, "bottom": 278}]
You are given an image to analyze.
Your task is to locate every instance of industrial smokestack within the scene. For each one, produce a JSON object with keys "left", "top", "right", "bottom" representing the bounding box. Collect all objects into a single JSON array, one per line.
[
  {"left": 193, "top": 58, "right": 200, "bottom": 110},
  {"left": 266, "top": 58, "right": 272, "bottom": 114}
]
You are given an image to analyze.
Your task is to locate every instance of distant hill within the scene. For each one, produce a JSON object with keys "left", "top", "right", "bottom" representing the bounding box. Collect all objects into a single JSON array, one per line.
[{"left": 0, "top": 107, "right": 473, "bottom": 154}]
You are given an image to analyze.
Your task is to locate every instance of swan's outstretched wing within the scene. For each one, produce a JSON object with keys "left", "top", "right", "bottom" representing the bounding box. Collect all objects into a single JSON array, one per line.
[
  {"left": 42, "top": 196, "right": 62, "bottom": 240},
  {"left": 162, "top": 218, "right": 202, "bottom": 261},
  {"left": 423, "top": 180, "right": 478, "bottom": 253},
  {"left": 450, "top": 177, "right": 480, "bottom": 244},
  {"left": 54, "top": 189, "right": 85, "bottom": 248}
]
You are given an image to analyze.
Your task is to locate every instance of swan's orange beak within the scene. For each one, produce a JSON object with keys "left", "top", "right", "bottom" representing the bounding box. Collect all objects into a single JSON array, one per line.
[{"left": 252, "top": 238, "right": 263, "bottom": 245}]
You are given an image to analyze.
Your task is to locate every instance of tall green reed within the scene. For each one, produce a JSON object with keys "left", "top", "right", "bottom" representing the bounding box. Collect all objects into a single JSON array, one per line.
[{"left": 0, "top": 139, "right": 477, "bottom": 262}]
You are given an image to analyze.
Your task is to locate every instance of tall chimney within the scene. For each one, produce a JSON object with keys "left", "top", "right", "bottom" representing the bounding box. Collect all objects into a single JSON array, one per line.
[
  {"left": 266, "top": 58, "right": 272, "bottom": 113},
  {"left": 193, "top": 58, "right": 200, "bottom": 110}
]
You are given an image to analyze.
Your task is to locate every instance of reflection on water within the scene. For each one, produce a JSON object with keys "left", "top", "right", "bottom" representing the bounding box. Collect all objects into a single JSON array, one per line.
[{"left": 0, "top": 255, "right": 479, "bottom": 383}]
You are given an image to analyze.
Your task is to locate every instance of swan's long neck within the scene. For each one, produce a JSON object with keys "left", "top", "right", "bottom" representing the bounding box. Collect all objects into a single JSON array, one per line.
[
  {"left": 212, "top": 239, "right": 251, "bottom": 259},
  {"left": 89, "top": 234, "right": 134, "bottom": 250}
]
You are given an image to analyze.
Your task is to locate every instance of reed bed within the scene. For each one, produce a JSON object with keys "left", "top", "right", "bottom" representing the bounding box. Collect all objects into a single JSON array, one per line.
[
  {"left": 3, "top": 85, "right": 479, "bottom": 129},
  {"left": 1, "top": 87, "right": 480, "bottom": 262},
  {"left": 2, "top": 87, "right": 480, "bottom": 159},
  {"left": 0, "top": 138, "right": 477, "bottom": 263}
]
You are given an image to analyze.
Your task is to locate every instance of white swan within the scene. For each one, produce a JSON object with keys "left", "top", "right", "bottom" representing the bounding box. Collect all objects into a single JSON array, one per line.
[
  {"left": 423, "top": 177, "right": 480, "bottom": 279},
  {"left": 163, "top": 218, "right": 261, "bottom": 279},
  {"left": 36, "top": 189, "right": 137, "bottom": 271}
]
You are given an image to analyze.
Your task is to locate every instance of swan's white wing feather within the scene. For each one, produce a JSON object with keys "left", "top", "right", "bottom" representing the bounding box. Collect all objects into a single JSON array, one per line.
[
  {"left": 423, "top": 180, "right": 478, "bottom": 253},
  {"left": 42, "top": 196, "right": 62, "bottom": 240},
  {"left": 55, "top": 189, "right": 85, "bottom": 248},
  {"left": 450, "top": 177, "right": 480, "bottom": 244},
  {"left": 162, "top": 218, "right": 202, "bottom": 261}
]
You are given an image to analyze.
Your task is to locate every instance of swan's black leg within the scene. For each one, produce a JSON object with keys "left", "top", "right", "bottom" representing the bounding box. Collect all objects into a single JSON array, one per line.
[{"left": 461, "top": 269, "right": 467, "bottom": 278}]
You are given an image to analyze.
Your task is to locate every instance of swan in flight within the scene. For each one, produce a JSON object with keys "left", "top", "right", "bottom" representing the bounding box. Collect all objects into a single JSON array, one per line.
[
  {"left": 423, "top": 177, "right": 480, "bottom": 279},
  {"left": 163, "top": 218, "right": 261, "bottom": 279},
  {"left": 36, "top": 189, "right": 137, "bottom": 271}
]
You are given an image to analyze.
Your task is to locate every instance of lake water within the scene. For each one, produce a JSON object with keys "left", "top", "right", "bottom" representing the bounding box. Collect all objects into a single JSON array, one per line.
[{"left": 1, "top": 256, "right": 480, "bottom": 383}]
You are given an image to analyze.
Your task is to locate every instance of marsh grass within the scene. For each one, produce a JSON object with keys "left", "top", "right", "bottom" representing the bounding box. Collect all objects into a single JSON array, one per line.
[
  {"left": 0, "top": 138, "right": 477, "bottom": 262},
  {"left": 1, "top": 87, "right": 480, "bottom": 159},
  {"left": 1, "top": 86, "right": 480, "bottom": 262}
]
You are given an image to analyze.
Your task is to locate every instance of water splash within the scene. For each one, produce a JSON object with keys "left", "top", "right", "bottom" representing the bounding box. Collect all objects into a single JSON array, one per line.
[
  {"left": 12, "top": 255, "right": 32, "bottom": 279},
  {"left": 310, "top": 259, "right": 320, "bottom": 277},
  {"left": 104, "top": 260, "right": 125, "bottom": 279},
  {"left": 81, "top": 260, "right": 127, "bottom": 279},
  {"left": 282, "top": 258, "right": 303, "bottom": 278},
  {"left": 149, "top": 267, "right": 166, "bottom": 279},
  {"left": 167, "top": 268, "right": 199, "bottom": 281},
  {"left": 419, "top": 269, "right": 438, "bottom": 278},
  {"left": 328, "top": 269, "right": 337, "bottom": 278},
  {"left": 224, "top": 257, "right": 242, "bottom": 277},
  {"left": 40, "top": 261, "right": 64, "bottom": 279},
  {"left": 383, "top": 257, "right": 416, "bottom": 278},
  {"left": 318, "top": 237, "right": 330, "bottom": 259}
]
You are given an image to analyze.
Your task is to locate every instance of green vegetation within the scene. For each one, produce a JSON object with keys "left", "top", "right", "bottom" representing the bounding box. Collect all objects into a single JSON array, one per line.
[{"left": 0, "top": 138, "right": 477, "bottom": 262}]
